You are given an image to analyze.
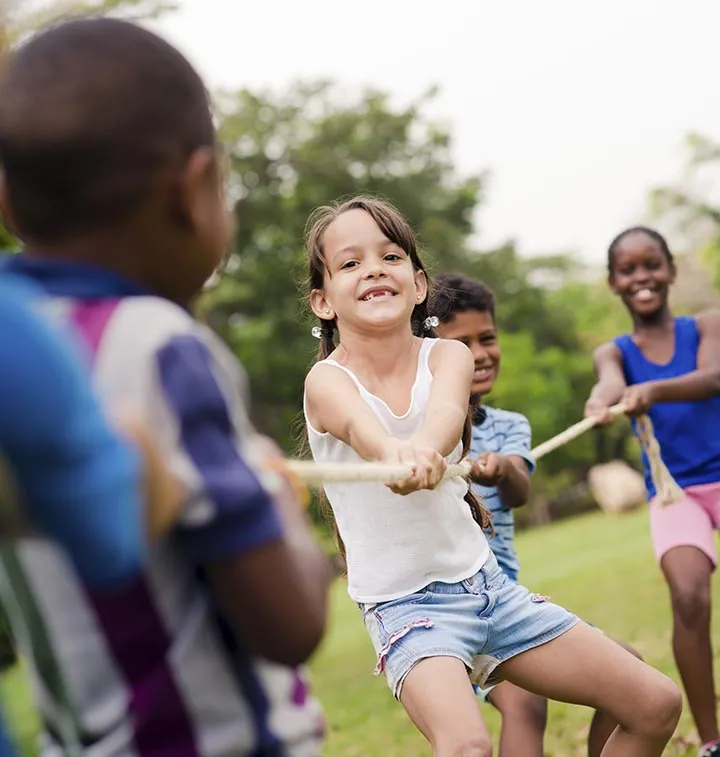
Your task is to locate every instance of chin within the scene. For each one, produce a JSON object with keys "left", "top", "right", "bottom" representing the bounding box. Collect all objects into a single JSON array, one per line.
[{"left": 471, "top": 381, "right": 494, "bottom": 397}]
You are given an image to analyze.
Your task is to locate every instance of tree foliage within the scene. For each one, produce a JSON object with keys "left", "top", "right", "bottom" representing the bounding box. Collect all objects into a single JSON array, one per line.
[
  {"left": 4, "top": 0, "right": 175, "bottom": 43},
  {"left": 650, "top": 132, "right": 720, "bottom": 288}
]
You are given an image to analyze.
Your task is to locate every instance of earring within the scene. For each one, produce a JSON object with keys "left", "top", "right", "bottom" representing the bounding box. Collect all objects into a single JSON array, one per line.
[
  {"left": 311, "top": 326, "right": 322, "bottom": 339},
  {"left": 423, "top": 315, "right": 439, "bottom": 331},
  {"left": 324, "top": 309, "right": 331, "bottom": 315}
]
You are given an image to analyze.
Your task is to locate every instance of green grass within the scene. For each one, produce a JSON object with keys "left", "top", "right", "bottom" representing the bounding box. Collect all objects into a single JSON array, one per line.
[{"left": 1, "top": 508, "right": 716, "bottom": 755}]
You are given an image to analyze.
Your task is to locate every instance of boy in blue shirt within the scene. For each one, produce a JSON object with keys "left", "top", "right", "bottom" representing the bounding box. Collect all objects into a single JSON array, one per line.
[{"left": 433, "top": 273, "right": 623, "bottom": 757}]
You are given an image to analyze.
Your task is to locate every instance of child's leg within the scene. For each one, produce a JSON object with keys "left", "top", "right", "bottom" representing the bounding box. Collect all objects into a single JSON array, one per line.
[
  {"left": 586, "top": 636, "right": 644, "bottom": 757},
  {"left": 650, "top": 488, "right": 719, "bottom": 744},
  {"left": 661, "top": 546, "right": 717, "bottom": 744},
  {"left": 400, "top": 657, "right": 492, "bottom": 757},
  {"left": 486, "top": 681, "right": 546, "bottom": 757},
  {"left": 498, "top": 622, "right": 681, "bottom": 757}
]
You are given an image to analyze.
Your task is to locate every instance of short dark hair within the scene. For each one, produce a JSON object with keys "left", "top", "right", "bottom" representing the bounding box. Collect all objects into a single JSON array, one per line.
[
  {"left": 0, "top": 18, "right": 216, "bottom": 242},
  {"left": 607, "top": 226, "right": 674, "bottom": 272},
  {"left": 431, "top": 272, "right": 496, "bottom": 323}
]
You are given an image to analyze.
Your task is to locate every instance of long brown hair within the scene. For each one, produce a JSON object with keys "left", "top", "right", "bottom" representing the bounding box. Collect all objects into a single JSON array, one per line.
[{"left": 301, "top": 196, "right": 492, "bottom": 558}]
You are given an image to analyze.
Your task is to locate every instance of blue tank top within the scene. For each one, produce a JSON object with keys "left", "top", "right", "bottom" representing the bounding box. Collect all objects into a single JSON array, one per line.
[{"left": 614, "top": 316, "right": 720, "bottom": 499}]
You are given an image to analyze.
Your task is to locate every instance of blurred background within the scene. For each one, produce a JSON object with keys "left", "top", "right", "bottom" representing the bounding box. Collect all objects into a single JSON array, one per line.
[{"left": 2, "top": 2, "right": 720, "bottom": 753}]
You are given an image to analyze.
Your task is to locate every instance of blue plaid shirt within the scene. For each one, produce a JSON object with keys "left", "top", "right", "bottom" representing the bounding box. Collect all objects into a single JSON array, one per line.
[{"left": 471, "top": 406, "right": 535, "bottom": 583}]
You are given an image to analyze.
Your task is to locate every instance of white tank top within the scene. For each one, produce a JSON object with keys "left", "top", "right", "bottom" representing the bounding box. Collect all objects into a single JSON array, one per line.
[{"left": 304, "top": 338, "right": 490, "bottom": 604}]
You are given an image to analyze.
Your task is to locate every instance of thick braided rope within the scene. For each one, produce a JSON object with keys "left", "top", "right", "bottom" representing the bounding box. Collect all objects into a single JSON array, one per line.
[
  {"left": 531, "top": 403, "right": 683, "bottom": 508},
  {"left": 285, "top": 459, "right": 472, "bottom": 488},
  {"left": 633, "top": 414, "right": 685, "bottom": 506}
]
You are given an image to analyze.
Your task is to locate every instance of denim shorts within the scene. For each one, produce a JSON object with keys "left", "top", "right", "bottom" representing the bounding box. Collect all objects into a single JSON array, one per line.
[{"left": 359, "top": 552, "right": 580, "bottom": 699}]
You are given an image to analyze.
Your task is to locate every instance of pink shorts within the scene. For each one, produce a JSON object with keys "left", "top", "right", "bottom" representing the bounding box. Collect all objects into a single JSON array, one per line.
[{"left": 649, "top": 481, "right": 720, "bottom": 568}]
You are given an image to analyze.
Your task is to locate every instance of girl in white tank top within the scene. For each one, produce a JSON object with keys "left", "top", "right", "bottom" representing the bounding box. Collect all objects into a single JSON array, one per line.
[{"left": 301, "top": 196, "right": 681, "bottom": 757}]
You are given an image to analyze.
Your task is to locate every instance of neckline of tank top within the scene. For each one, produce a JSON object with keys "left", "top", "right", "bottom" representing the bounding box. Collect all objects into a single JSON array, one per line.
[
  {"left": 323, "top": 337, "right": 437, "bottom": 420},
  {"left": 626, "top": 316, "right": 690, "bottom": 370}
]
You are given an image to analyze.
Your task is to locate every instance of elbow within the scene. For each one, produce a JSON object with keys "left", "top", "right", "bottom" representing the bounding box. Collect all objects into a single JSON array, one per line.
[
  {"left": 710, "top": 371, "right": 720, "bottom": 396},
  {"left": 258, "top": 608, "right": 328, "bottom": 666},
  {"left": 507, "top": 488, "right": 530, "bottom": 510}
]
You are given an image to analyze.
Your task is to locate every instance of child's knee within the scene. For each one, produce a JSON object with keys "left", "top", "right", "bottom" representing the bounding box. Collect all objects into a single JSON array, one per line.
[
  {"left": 630, "top": 676, "right": 682, "bottom": 738},
  {"left": 437, "top": 735, "right": 492, "bottom": 757},
  {"left": 493, "top": 688, "right": 547, "bottom": 731},
  {"left": 669, "top": 579, "right": 711, "bottom": 626},
  {"left": 517, "top": 694, "right": 548, "bottom": 731}
]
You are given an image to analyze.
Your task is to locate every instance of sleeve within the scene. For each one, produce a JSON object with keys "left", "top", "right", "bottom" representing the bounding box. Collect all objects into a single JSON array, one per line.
[
  {"left": 499, "top": 413, "right": 536, "bottom": 474},
  {"left": 0, "top": 281, "right": 146, "bottom": 587},
  {"left": 154, "top": 334, "right": 283, "bottom": 563}
]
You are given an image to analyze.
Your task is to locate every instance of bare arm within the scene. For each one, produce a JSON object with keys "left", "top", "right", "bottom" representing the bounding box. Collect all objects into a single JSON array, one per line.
[
  {"left": 205, "top": 440, "right": 332, "bottom": 667},
  {"left": 305, "top": 362, "right": 391, "bottom": 461},
  {"left": 414, "top": 339, "right": 474, "bottom": 456},
  {"left": 587, "top": 342, "right": 627, "bottom": 406},
  {"left": 471, "top": 413, "right": 532, "bottom": 509},
  {"left": 496, "top": 457, "right": 531, "bottom": 509}
]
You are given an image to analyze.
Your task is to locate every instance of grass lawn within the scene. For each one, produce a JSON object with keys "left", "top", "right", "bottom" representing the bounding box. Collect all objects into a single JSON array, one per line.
[{"left": 1, "top": 507, "right": 716, "bottom": 755}]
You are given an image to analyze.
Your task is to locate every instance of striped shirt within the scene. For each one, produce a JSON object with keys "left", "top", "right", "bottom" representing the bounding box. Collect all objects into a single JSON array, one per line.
[
  {"left": 470, "top": 406, "right": 535, "bottom": 583},
  {"left": 0, "top": 257, "right": 324, "bottom": 757}
]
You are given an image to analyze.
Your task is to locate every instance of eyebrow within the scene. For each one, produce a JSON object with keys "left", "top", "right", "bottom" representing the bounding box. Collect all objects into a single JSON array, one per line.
[{"left": 332, "top": 239, "right": 401, "bottom": 258}]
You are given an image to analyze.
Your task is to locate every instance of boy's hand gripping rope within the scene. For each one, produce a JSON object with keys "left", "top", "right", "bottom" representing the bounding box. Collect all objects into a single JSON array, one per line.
[{"left": 280, "top": 404, "right": 682, "bottom": 508}]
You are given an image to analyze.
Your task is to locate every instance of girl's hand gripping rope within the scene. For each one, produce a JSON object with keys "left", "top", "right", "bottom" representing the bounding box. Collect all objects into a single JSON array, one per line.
[
  {"left": 381, "top": 437, "right": 447, "bottom": 495},
  {"left": 620, "top": 382, "right": 657, "bottom": 417}
]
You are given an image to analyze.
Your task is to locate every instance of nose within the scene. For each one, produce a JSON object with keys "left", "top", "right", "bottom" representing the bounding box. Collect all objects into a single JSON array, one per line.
[
  {"left": 632, "top": 265, "right": 652, "bottom": 283},
  {"left": 363, "top": 257, "right": 387, "bottom": 279}
]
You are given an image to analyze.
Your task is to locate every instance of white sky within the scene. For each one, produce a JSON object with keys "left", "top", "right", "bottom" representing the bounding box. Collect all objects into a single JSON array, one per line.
[{"left": 152, "top": 0, "right": 720, "bottom": 264}]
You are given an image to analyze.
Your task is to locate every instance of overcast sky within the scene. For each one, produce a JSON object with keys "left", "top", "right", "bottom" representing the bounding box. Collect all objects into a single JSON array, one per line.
[{"left": 152, "top": 0, "right": 720, "bottom": 264}]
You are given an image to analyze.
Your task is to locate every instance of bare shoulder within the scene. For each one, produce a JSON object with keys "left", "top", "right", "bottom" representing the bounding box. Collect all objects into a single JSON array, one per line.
[
  {"left": 305, "top": 360, "right": 341, "bottom": 395},
  {"left": 304, "top": 360, "right": 358, "bottom": 403},
  {"left": 429, "top": 338, "right": 474, "bottom": 371},
  {"left": 695, "top": 309, "right": 720, "bottom": 336},
  {"left": 592, "top": 340, "right": 622, "bottom": 364}
]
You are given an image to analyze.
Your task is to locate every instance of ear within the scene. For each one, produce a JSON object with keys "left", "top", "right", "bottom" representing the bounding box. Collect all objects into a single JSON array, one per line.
[
  {"left": 173, "top": 146, "right": 218, "bottom": 232},
  {"left": 414, "top": 269, "right": 428, "bottom": 304},
  {"left": 608, "top": 271, "right": 619, "bottom": 295},
  {"left": 0, "top": 172, "right": 19, "bottom": 237},
  {"left": 309, "top": 289, "right": 335, "bottom": 321}
]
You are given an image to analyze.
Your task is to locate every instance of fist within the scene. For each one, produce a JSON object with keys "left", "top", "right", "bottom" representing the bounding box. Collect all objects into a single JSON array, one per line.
[
  {"left": 584, "top": 398, "right": 616, "bottom": 426},
  {"left": 470, "top": 452, "right": 508, "bottom": 486},
  {"left": 622, "top": 383, "right": 656, "bottom": 417},
  {"left": 383, "top": 438, "right": 447, "bottom": 495}
]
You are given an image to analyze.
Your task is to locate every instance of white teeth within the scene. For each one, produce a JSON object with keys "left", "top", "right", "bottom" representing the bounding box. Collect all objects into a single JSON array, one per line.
[
  {"left": 635, "top": 289, "right": 654, "bottom": 302},
  {"left": 363, "top": 290, "right": 392, "bottom": 301}
]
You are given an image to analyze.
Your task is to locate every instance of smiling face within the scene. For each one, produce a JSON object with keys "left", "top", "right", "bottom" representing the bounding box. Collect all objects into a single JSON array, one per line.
[
  {"left": 609, "top": 231, "right": 676, "bottom": 319},
  {"left": 309, "top": 208, "right": 427, "bottom": 335},
  {"left": 435, "top": 308, "right": 500, "bottom": 398}
]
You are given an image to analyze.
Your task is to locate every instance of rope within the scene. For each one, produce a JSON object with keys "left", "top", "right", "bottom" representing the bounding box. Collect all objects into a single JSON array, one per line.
[
  {"left": 285, "top": 459, "right": 472, "bottom": 487},
  {"left": 531, "top": 403, "right": 682, "bottom": 507},
  {"left": 278, "top": 405, "right": 683, "bottom": 508},
  {"left": 633, "top": 414, "right": 685, "bottom": 507}
]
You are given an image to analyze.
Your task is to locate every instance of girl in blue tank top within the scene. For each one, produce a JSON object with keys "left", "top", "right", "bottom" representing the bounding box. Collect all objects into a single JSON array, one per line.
[{"left": 585, "top": 226, "right": 720, "bottom": 757}]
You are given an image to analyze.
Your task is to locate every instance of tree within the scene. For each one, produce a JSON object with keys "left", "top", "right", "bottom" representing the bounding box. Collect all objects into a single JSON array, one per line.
[
  {"left": 4, "top": 0, "right": 175, "bottom": 44},
  {"left": 650, "top": 132, "right": 720, "bottom": 288}
]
